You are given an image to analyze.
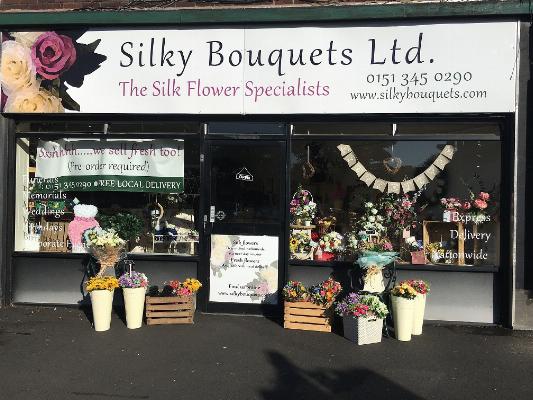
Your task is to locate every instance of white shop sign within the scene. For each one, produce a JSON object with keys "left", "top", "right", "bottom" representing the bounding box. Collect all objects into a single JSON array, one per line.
[
  {"left": 2, "top": 21, "right": 518, "bottom": 114},
  {"left": 209, "top": 234, "right": 279, "bottom": 304}
]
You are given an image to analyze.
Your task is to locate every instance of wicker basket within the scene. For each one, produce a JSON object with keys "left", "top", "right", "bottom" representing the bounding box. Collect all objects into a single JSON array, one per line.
[{"left": 342, "top": 316, "right": 383, "bottom": 345}]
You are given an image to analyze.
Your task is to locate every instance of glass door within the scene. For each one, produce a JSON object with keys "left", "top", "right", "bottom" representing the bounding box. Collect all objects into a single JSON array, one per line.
[{"left": 203, "top": 139, "right": 286, "bottom": 314}]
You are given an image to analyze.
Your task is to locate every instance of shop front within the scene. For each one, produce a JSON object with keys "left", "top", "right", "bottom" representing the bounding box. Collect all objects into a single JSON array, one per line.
[{"left": 0, "top": 19, "right": 524, "bottom": 324}]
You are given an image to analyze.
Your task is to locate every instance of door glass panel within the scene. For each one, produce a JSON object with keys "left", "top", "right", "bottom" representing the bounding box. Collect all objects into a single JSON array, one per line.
[{"left": 210, "top": 143, "right": 282, "bottom": 226}]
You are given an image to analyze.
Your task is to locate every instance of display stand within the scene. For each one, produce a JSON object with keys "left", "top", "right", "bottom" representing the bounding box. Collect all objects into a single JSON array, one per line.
[{"left": 422, "top": 220, "right": 480, "bottom": 266}]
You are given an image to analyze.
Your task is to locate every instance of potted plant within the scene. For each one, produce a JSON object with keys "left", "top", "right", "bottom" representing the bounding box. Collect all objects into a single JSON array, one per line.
[
  {"left": 85, "top": 276, "right": 119, "bottom": 332},
  {"left": 84, "top": 227, "right": 125, "bottom": 277},
  {"left": 390, "top": 282, "right": 418, "bottom": 341},
  {"left": 98, "top": 212, "right": 145, "bottom": 251},
  {"left": 145, "top": 278, "right": 202, "bottom": 325},
  {"left": 335, "top": 293, "right": 389, "bottom": 345},
  {"left": 118, "top": 270, "right": 149, "bottom": 329},
  {"left": 401, "top": 279, "right": 430, "bottom": 335}
]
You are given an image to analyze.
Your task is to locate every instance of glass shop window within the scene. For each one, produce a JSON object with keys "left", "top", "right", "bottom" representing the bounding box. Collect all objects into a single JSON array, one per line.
[
  {"left": 289, "top": 133, "right": 501, "bottom": 267},
  {"left": 15, "top": 136, "right": 201, "bottom": 256}
]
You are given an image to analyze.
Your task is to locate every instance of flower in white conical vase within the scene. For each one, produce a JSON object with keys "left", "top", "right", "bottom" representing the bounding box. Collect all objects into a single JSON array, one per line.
[
  {"left": 400, "top": 279, "right": 430, "bottom": 335},
  {"left": 390, "top": 282, "right": 418, "bottom": 341},
  {"left": 118, "top": 271, "right": 149, "bottom": 329},
  {"left": 86, "top": 276, "right": 119, "bottom": 332}
]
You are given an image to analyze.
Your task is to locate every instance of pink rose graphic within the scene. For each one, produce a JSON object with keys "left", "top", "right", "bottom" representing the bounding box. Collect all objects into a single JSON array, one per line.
[
  {"left": 479, "top": 192, "right": 490, "bottom": 201},
  {"left": 462, "top": 201, "right": 472, "bottom": 210},
  {"left": 473, "top": 199, "right": 488, "bottom": 209},
  {"left": 31, "top": 32, "right": 76, "bottom": 80}
]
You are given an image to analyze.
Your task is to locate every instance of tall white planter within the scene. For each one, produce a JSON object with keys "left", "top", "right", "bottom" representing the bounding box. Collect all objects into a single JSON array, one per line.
[
  {"left": 412, "top": 293, "right": 427, "bottom": 335},
  {"left": 391, "top": 295, "right": 415, "bottom": 341},
  {"left": 123, "top": 287, "right": 146, "bottom": 329},
  {"left": 90, "top": 289, "right": 114, "bottom": 332}
]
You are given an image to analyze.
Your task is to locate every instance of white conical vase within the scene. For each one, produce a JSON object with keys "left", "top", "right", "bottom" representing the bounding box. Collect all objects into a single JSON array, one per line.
[
  {"left": 412, "top": 293, "right": 427, "bottom": 335},
  {"left": 90, "top": 289, "right": 114, "bottom": 332},
  {"left": 123, "top": 287, "right": 146, "bottom": 329},
  {"left": 391, "top": 295, "right": 415, "bottom": 341}
]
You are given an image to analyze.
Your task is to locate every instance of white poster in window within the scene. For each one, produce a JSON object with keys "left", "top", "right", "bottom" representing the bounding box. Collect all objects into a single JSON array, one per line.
[
  {"left": 209, "top": 234, "right": 279, "bottom": 304},
  {"left": 34, "top": 139, "right": 184, "bottom": 193}
]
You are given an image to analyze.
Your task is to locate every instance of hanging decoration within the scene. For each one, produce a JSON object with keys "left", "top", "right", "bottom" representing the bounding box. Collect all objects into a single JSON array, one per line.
[
  {"left": 337, "top": 144, "right": 456, "bottom": 194},
  {"left": 302, "top": 144, "right": 315, "bottom": 180}
]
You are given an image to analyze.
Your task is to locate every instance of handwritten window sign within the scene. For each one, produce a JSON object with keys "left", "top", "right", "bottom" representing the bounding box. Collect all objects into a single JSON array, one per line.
[
  {"left": 209, "top": 234, "right": 278, "bottom": 304},
  {"left": 236, "top": 167, "right": 253, "bottom": 182},
  {"left": 34, "top": 139, "right": 184, "bottom": 193}
]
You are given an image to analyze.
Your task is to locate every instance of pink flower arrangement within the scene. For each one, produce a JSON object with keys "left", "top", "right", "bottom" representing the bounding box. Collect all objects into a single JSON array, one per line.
[
  {"left": 400, "top": 279, "right": 430, "bottom": 295},
  {"left": 441, "top": 192, "right": 492, "bottom": 224}
]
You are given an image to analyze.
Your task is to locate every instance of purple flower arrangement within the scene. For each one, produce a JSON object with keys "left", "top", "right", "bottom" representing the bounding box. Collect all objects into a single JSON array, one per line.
[
  {"left": 118, "top": 271, "right": 149, "bottom": 289},
  {"left": 335, "top": 292, "right": 389, "bottom": 319}
]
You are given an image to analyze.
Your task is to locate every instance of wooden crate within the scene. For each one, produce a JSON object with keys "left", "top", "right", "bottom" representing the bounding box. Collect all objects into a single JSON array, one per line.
[
  {"left": 145, "top": 296, "right": 195, "bottom": 325},
  {"left": 284, "top": 301, "right": 332, "bottom": 332}
]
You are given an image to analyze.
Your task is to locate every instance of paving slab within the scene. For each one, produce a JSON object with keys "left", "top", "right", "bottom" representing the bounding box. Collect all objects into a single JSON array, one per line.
[{"left": 0, "top": 306, "right": 532, "bottom": 400}]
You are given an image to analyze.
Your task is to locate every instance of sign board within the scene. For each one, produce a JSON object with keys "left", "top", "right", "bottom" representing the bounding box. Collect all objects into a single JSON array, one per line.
[
  {"left": 209, "top": 234, "right": 279, "bottom": 304},
  {"left": 235, "top": 167, "right": 253, "bottom": 182},
  {"left": 34, "top": 139, "right": 184, "bottom": 193},
  {"left": 1, "top": 21, "right": 518, "bottom": 114}
]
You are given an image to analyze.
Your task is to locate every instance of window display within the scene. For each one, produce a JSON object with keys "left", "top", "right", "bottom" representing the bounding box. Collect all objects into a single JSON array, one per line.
[
  {"left": 15, "top": 136, "right": 200, "bottom": 255},
  {"left": 289, "top": 131, "right": 501, "bottom": 268}
]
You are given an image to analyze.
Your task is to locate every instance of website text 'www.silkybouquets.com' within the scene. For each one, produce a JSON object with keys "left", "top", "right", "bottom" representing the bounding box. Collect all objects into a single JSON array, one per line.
[{"left": 350, "top": 86, "right": 487, "bottom": 104}]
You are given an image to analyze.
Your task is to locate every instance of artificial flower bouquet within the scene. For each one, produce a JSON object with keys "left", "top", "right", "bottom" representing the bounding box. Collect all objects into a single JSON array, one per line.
[
  {"left": 401, "top": 279, "right": 430, "bottom": 295},
  {"left": 406, "top": 238, "right": 425, "bottom": 264},
  {"left": 118, "top": 271, "right": 149, "bottom": 289},
  {"left": 85, "top": 276, "right": 119, "bottom": 292},
  {"left": 289, "top": 231, "right": 317, "bottom": 259},
  {"left": 317, "top": 231, "right": 344, "bottom": 261},
  {"left": 399, "top": 279, "right": 430, "bottom": 335},
  {"left": 309, "top": 277, "right": 343, "bottom": 307},
  {"left": 379, "top": 192, "right": 423, "bottom": 239},
  {"left": 336, "top": 292, "right": 389, "bottom": 345},
  {"left": 335, "top": 292, "right": 389, "bottom": 320},
  {"left": 441, "top": 191, "right": 491, "bottom": 225},
  {"left": 85, "top": 276, "right": 119, "bottom": 332},
  {"left": 282, "top": 280, "right": 309, "bottom": 302},
  {"left": 391, "top": 282, "right": 418, "bottom": 341},
  {"left": 390, "top": 282, "right": 418, "bottom": 300},
  {"left": 282, "top": 278, "right": 342, "bottom": 307},
  {"left": 289, "top": 186, "right": 317, "bottom": 223},
  {"left": 425, "top": 242, "right": 445, "bottom": 264},
  {"left": 145, "top": 278, "right": 202, "bottom": 325},
  {"left": 119, "top": 271, "right": 149, "bottom": 329},
  {"left": 357, "top": 202, "right": 386, "bottom": 236},
  {"left": 84, "top": 227, "right": 125, "bottom": 277},
  {"left": 148, "top": 278, "right": 203, "bottom": 297}
]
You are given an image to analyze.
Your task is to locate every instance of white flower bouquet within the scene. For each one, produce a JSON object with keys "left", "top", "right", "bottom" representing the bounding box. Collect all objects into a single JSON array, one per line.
[{"left": 84, "top": 227, "right": 125, "bottom": 277}]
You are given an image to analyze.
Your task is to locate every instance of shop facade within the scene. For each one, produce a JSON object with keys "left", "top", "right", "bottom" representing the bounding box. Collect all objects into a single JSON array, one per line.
[{"left": 0, "top": 7, "right": 530, "bottom": 327}]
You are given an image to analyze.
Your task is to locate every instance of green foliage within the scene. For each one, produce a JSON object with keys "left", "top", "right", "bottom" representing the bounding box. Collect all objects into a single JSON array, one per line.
[{"left": 98, "top": 212, "right": 145, "bottom": 244}]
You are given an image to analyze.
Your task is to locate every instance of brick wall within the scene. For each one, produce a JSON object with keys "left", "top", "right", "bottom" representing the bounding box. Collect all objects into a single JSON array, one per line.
[{"left": 0, "top": 0, "right": 458, "bottom": 12}]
